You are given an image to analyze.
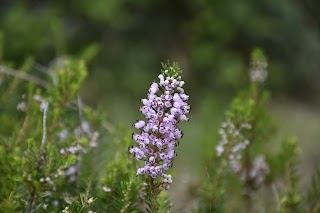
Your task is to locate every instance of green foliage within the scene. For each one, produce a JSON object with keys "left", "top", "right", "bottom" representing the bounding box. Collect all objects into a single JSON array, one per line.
[
  {"left": 251, "top": 48, "right": 266, "bottom": 62},
  {"left": 49, "top": 58, "right": 87, "bottom": 104},
  {"left": 155, "top": 192, "right": 173, "bottom": 213},
  {"left": 279, "top": 137, "right": 302, "bottom": 213},
  {"left": 197, "top": 159, "right": 227, "bottom": 213},
  {"left": 0, "top": 192, "right": 20, "bottom": 213},
  {"left": 99, "top": 127, "right": 143, "bottom": 213},
  {"left": 61, "top": 193, "right": 95, "bottom": 213},
  {"left": 306, "top": 170, "right": 320, "bottom": 213},
  {"left": 161, "top": 61, "right": 183, "bottom": 78},
  {"left": 226, "top": 97, "right": 255, "bottom": 125}
]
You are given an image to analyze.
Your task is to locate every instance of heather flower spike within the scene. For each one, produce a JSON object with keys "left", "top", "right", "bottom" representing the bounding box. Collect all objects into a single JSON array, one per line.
[
  {"left": 216, "top": 118, "right": 251, "bottom": 172},
  {"left": 130, "top": 62, "right": 190, "bottom": 188},
  {"left": 249, "top": 49, "right": 268, "bottom": 84}
]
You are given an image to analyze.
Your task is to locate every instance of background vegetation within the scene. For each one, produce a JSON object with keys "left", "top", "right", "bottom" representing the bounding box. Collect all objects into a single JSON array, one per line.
[{"left": 1, "top": 0, "right": 320, "bottom": 212}]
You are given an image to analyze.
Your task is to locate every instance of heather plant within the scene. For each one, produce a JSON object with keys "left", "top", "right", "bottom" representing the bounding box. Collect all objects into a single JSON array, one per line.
[
  {"left": 0, "top": 60, "right": 188, "bottom": 213},
  {"left": 196, "top": 49, "right": 318, "bottom": 213},
  {"left": 0, "top": 57, "right": 102, "bottom": 212}
]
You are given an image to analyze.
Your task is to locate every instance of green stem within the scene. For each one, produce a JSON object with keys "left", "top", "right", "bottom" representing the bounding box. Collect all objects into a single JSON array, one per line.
[{"left": 147, "top": 177, "right": 160, "bottom": 213}]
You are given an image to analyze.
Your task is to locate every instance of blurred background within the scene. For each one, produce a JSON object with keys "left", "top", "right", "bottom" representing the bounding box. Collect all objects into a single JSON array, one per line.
[{"left": 1, "top": 0, "right": 320, "bottom": 210}]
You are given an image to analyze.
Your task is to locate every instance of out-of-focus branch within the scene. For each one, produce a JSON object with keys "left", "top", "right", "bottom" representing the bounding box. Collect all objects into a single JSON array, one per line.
[{"left": 0, "top": 65, "right": 49, "bottom": 88}]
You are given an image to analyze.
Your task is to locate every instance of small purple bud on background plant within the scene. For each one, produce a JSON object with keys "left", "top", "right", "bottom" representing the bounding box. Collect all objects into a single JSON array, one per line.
[
  {"left": 129, "top": 62, "right": 190, "bottom": 188},
  {"left": 249, "top": 49, "right": 268, "bottom": 84}
]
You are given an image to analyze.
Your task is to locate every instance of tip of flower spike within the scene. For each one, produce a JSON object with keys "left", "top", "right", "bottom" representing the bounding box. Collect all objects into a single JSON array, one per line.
[
  {"left": 161, "top": 61, "right": 182, "bottom": 78},
  {"left": 249, "top": 48, "right": 268, "bottom": 83}
]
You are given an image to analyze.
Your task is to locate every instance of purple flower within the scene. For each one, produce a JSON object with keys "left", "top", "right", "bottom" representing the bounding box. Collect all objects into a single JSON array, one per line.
[
  {"left": 134, "top": 120, "right": 145, "bottom": 129},
  {"left": 129, "top": 63, "right": 190, "bottom": 182}
]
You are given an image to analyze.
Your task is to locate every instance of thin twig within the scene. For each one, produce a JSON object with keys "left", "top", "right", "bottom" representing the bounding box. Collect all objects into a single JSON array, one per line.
[
  {"left": 76, "top": 95, "right": 84, "bottom": 193},
  {"left": 40, "top": 103, "right": 48, "bottom": 153},
  {"left": 0, "top": 65, "right": 49, "bottom": 88},
  {"left": 34, "top": 63, "right": 52, "bottom": 75},
  {"left": 26, "top": 100, "right": 49, "bottom": 213},
  {"left": 26, "top": 188, "right": 36, "bottom": 213},
  {"left": 272, "top": 183, "right": 280, "bottom": 213}
]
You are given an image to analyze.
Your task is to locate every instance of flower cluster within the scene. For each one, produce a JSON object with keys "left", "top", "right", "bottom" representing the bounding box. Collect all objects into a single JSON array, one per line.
[
  {"left": 58, "top": 120, "right": 100, "bottom": 181},
  {"left": 159, "top": 174, "right": 173, "bottom": 190},
  {"left": 59, "top": 120, "right": 99, "bottom": 155},
  {"left": 216, "top": 119, "right": 251, "bottom": 172},
  {"left": 129, "top": 63, "right": 190, "bottom": 182},
  {"left": 249, "top": 54, "right": 268, "bottom": 83},
  {"left": 241, "top": 155, "right": 270, "bottom": 188}
]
